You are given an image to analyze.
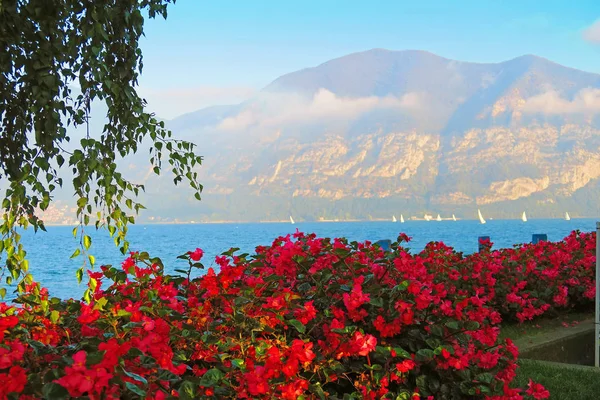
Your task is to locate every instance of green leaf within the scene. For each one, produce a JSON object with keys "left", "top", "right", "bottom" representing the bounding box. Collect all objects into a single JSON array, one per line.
[
  {"left": 445, "top": 321, "right": 461, "bottom": 330},
  {"left": 83, "top": 288, "right": 91, "bottom": 303},
  {"left": 42, "top": 382, "right": 69, "bottom": 400},
  {"left": 83, "top": 235, "right": 92, "bottom": 250},
  {"left": 123, "top": 369, "right": 148, "bottom": 385},
  {"left": 178, "top": 380, "right": 196, "bottom": 400},
  {"left": 125, "top": 381, "right": 146, "bottom": 397},
  {"left": 198, "top": 368, "right": 224, "bottom": 387},
  {"left": 50, "top": 310, "right": 60, "bottom": 324},
  {"left": 464, "top": 321, "right": 480, "bottom": 330},
  {"left": 233, "top": 296, "right": 251, "bottom": 307},
  {"left": 369, "top": 296, "right": 384, "bottom": 307},
  {"left": 415, "top": 349, "right": 435, "bottom": 361},
  {"left": 416, "top": 375, "right": 428, "bottom": 390},
  {"left": 392, "top": 347, "right": 412, "bottom": 359},
  {"left": 117, "top": 309, "right": 131, "bottom": 317},
  {"left": 86, "top": 351, "right": 105, "bottom": 365},
  {"left": 94, "top": 297, "right": 108, "bottom": 310},
  {"left": 70, "top": 248, "right": 80, "bottom": 259},
  {"left": 474, "top": 372, "right": 494, "bottom": 384},
  {"left": 430, "top": 324, "right": 445, "bottom": 337},
  {"left": 288, "top": 319, "right": 306, "bottom": 333},
  {"left": 426, "top": 338, "right": 442, "bottom": 349},
  {"left": 297, "top": 282, "right": 312, "bottom": 293}
]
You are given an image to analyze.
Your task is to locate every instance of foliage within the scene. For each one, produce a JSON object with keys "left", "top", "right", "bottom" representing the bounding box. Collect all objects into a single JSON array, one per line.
[
  {"left": 0, "top": 0, "right": 202, "bottom": 293},
  {"left": 12, "top": 231, "right": 600, "bottom": 399},
  {"left": 420, "top": 231, "right": 595, "bottom": 323}
]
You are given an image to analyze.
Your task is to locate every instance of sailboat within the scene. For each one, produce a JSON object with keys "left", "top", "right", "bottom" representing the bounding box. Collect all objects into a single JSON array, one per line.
[
  {"left": 289, "top": 216, "right": 295, "bottom": 224},
  {"left": 522, "top": 211, "right": 527, "bottom": 222},
  {"left": 478, "top": 209, "right": 486, "bottom": 224},
  {"left": 400, "top": 214, "right": 405, "bottom": 223},
  {"left": 436, "top": 214, "right": 442, "bottom": 222},
  {"left": 452, "top": 214, "right": 457, "bottom": 221},
  {"left": 392, "top": 215, "right": 397, "bottom": 222},
  {"left": 565, "top": 212, "right": 571, "bottom": 221}
]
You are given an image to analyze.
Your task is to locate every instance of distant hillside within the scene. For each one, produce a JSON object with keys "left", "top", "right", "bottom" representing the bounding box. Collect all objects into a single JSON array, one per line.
[{"left": 66, "top": 49, "right": 600, "bottom": 223}]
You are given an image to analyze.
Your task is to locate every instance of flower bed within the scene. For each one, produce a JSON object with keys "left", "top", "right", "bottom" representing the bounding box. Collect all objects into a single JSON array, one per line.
[{"left": 2, "top": 230, "right": 593, "bottom": 399}]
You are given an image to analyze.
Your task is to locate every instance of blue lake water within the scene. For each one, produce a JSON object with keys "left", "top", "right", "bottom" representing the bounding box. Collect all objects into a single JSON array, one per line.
[{"left": 1, "top": 218, "right": 597, "bottom": 300}]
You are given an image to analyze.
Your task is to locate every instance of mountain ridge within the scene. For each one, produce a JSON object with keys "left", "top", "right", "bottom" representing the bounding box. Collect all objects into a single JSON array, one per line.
[{"left": 42, "top": 49, "right": 600, "bottom": 225}]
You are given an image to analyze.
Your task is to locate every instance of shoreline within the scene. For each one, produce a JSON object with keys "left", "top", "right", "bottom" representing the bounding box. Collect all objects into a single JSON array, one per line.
[{"left": 42, "top": 217, "right": 590, "bottom": 227}]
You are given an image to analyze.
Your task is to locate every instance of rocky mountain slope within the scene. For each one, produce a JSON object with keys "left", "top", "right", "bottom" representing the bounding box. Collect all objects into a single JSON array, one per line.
[{"left": 68, "top": 49, "right": 600, "bottom": 223}]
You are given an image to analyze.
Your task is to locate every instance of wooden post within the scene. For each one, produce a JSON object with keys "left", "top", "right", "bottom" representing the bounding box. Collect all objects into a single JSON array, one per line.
[
  {"left": 532, "top": 234, "right": 548, "bottom": 244},
  {"left": 375, "top": 239, "right": 392, "bottom": 252}
]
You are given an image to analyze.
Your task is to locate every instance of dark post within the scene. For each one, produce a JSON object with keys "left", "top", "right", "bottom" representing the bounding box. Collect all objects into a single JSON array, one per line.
[
  {"left": 375, "top": 239, "right": 392, "bottom": 251},
  {"left": 478, "top": 236, "right": 490, "bottom": 253},
  {"left": 532, "top": 234, "right": 548, "bottom": 244}
]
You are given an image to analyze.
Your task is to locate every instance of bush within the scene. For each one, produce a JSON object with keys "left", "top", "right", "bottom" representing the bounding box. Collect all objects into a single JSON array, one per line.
[
  {"left": 419, "top": 231, "right": 595, "bottom": 323},
  {"left": 2, "top": 230, "right": 585, "bottom": 399}
]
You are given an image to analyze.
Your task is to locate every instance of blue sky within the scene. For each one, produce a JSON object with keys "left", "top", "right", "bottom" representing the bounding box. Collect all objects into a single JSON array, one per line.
[{"left": 137, "top": 0, "right": 600, "bottom": 118}]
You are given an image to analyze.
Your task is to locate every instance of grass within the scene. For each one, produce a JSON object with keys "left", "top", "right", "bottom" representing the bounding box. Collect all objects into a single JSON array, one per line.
[
  {"left": 514, "top": 359, "right": 600, "bottom": 399},
  {"left": 499, "top": 310, "right": 598, "bottom": 399}
]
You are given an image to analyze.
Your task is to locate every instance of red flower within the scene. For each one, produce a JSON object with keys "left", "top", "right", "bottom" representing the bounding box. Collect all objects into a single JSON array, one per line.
[
  {"left": 0, "top": 365, "right": 27, "bottom": 397},
  {"left": 343, "top": 277, "right": 370, "bottom": 321},
  {"left": 245, "top": 367, "right": 269, "bottom": 396},
  {"left": 396, "top": 359, "right": 416, "bottom": 373},
  {"left": 0, "top": 316, "right": 18, "bottom": 340},
  {"left": 77, "top": 304, "right": 101, "bottom": 325},
  {"left": 294, "top": 301, "right": 317, "bottom": 324},
  {"left": 441, "top": 348, "right": 451, "bottom": 359},
  {"left": 351, "top": 331, "right": 377, "bottom": 356},
  {"left": 188, "top": 248, "right": 204, "bottom": 261},
  {"left": 290, "top": 339, "right": 316, "bottom": 364},
  {"left": 279, "top": 379, "right": 309, "bottom": 400},
  {"left": 121, "top": 256, "right": 136, "bottom": 274},
  {"left": 55, "top": 351, "right": 112, "bottom": 397},
  {"left": 526, "top": 379, "right": 550, "bottom": 399}
]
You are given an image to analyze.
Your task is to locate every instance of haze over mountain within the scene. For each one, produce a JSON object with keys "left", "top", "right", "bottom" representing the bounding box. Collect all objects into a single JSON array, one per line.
[{"left": 42, "top": 49, "right": 600, "bottom": 223}]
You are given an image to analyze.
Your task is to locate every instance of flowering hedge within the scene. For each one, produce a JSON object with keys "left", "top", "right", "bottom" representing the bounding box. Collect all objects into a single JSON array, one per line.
[
  {"left": 421, "top": 230, "right": 595, "bottom": 323},
  {"left": 1, "top": 230, "right": 592, "bottom": 399}
]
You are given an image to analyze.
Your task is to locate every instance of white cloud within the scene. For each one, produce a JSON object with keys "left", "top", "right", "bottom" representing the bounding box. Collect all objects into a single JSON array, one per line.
[
  {"left": 217, "top": 89, "right": 425, "bottom": 131},
  {"left": 522, "top": 88, "right": 600, "bottom": 115},
  {"left": 139, "top": 86, "right": 256, "bottom": 119},
  {"left": 582, "top": 19, "right": 600, "bottom": 44}
]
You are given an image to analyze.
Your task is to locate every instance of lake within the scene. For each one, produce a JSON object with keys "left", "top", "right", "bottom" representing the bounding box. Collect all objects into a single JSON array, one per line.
[{"left": 1, "top": 218, "right": 597, "bottom": 300}]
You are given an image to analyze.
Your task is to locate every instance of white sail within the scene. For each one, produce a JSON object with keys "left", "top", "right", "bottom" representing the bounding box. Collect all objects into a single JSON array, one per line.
[
  {"left": 400, "top": 214, "right": 405, "bottom": 223},
  {"left": 478, "top": 209, "right": 486, "bottom": 224},
  {"left": 565, "top": 212, "right": 571, "bottom": 221},
  {"left": 392, "top": 215, "right": 397, "bottom": 222},
  {"left": 289, "top": 216, "right": 295, "bottom": 224},
  {"left": 452, "top": 214, "right": 457, "bottom": 221},
  {"left": 522, "top": 211, "right": 527, "bottom": 222},
  {"left": 436, "top": 214, "right": 442, "bottom": 222}
]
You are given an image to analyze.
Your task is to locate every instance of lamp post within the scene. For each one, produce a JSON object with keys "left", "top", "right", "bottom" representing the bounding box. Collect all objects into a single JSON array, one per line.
[{"left": 594, "top": 222, "right": 600, "bottom": 368}]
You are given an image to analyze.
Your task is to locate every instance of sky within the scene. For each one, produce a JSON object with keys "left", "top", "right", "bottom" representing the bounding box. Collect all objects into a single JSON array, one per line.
[{"left": 137, "top": 0, "right": 600, "bottom": 119}]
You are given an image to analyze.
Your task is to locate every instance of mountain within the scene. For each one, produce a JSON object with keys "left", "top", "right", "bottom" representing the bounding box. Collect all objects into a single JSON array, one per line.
[{"left": 50, "top": 49, "right": 600, "bottom": 224}]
